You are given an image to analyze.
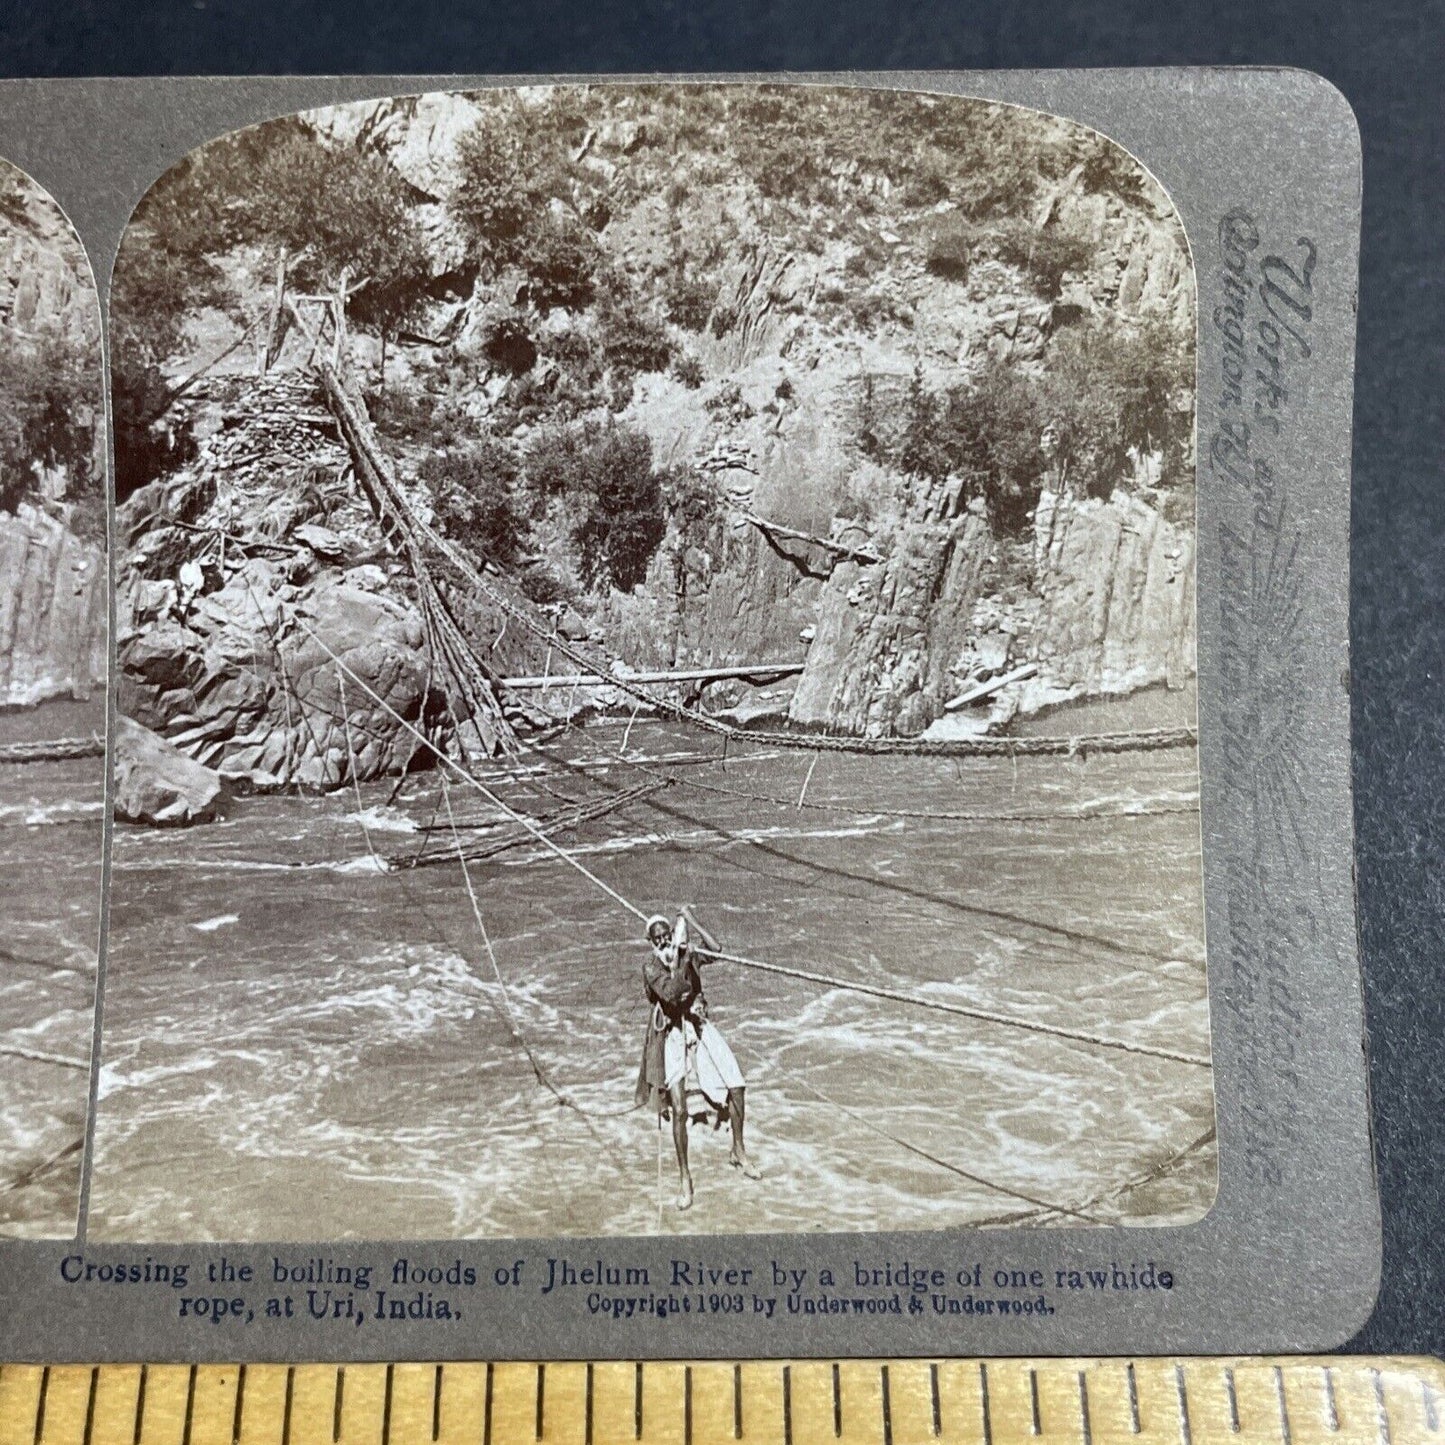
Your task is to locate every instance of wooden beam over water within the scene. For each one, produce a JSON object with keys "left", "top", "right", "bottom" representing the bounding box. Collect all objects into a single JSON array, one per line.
[{"left": 502, "top": 662, "right": 805, "bottom": 689}]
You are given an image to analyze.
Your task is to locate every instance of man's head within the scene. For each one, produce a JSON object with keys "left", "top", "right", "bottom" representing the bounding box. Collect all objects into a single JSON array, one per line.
[{"left": 646, "top": 915, "right": 671, "bottom": 949}]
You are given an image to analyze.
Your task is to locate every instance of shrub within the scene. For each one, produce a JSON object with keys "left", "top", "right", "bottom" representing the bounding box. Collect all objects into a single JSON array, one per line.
[
  {"left": 664, "top": 271, "right": 715, "bottom": 331},
  {"left": 743, "top": 131, "right": 829, "bottom": 205},
  {"left": 924, "top": 216, "right": 974, "bottom": 282},
  {"left": 670, "top": 353, "right": 704, "bottom": 389},
  {"left": 902, "top": 162, "right": 951, "bottom": 208},
  {"left": 924, "top": 214, "right": 1093, "bottom": 298},
  {"left": 518, "top": 564, "right": 575, "bottom": 605},
  {"left": 520, "top": 219, "right": 601, "bottom": 312},
  {"left": 481, "top": 317, "right": 537, "bottom": 375},
  {"left": 367, "top": 387, "right": 439, "bottom": 442},
  {"left": 596, "top": 301, "right": 675, "bottom": 388},
  {"left": 524, "top": 422, "right": 668, "bottom": 591},
  {"left": 987, "top": 219, "right": 1093, "bottom": 299},
  {"left": 450, "top": 124, "right": 544, "bottom": 274},
  {"left": 421, "top": 438, "right": 525, "bottom": 567},
  {"left": 0, "top": 334, "right": 102, "bottom": 516},
  {"left": 869, "top": 316, "right": 1194, "bottom": 534},
  {"left": 846, "top": 289, "right": 911, "bottom": 333}
]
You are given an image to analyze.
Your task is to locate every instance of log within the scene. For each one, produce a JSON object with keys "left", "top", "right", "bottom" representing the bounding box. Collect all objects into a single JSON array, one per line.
[
  {"left": 502, "top": 663, "right": 805, "bottom": 690},
  {"left": 943, "top": 662, "right": 1040, "bottom": 712},
  {"left": 0, "top": 735, "right": 105, "bottom": 765},
  {"left": 740, "top": 511, "right": 882, "bottom": 565}
]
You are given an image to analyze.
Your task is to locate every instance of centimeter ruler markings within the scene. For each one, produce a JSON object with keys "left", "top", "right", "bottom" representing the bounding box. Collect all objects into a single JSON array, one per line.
[{"left": 0, "top": 1358, "right": 1441, "bottom": 1445}]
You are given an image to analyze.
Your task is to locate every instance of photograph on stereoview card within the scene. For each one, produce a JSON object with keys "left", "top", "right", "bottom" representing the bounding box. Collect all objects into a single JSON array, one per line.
[
  {"left": 0, "top": 159, "right": 106, "bottom": 1237},
  {"left": 91, "top": 83, "right": 1212, "bottom": 1241}
]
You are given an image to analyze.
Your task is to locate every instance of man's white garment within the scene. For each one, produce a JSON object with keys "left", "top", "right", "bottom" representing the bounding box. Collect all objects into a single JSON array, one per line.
[{"left": 664, "top": 1019, "right": 745, "bottom": 1109}]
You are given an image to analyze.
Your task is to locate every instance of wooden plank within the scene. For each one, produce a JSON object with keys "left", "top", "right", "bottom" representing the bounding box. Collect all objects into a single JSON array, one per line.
[
  {"left": 502, "top": 663, "right": 805, "bottom": 689},
  {"left": 943, "top": 663, "right": 1040, "bottom": 712}
]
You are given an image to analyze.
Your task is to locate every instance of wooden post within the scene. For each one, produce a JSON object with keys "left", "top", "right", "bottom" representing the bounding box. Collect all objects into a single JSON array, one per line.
[
  {"left": 332, "top": 269, "right": 349, "bottom": 369},
  {"left": 261, "top": 253, "right": 288, "bottom": 374}
]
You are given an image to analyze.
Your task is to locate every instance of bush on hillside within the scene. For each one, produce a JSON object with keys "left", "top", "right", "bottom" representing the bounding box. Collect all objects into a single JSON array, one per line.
[
  {"left": 924, "top": 215, "right": 973, "bottom": 282},
  {"left": 596, "top": 301, "right": 675, "bottom": 396},
  {"left": 924, "top": 214, "right": 1092, "bottom": 298},
  {"left": 520, "top": 219, "right": 602, "bottom": 312},
  {"left": 0, "top": 335, "right": 102, "bottom": 521},
  {"left": 664, "top": 271, "right": 715, "bottom": 331},
  {"left": 670, "top": 353, "right": 704, "bottom": 388},
  {"left": 422, "top": 438, "right": 525, "bottom": 567},
  {"left": 986, "top": 219, "right": 1093, "bottom": 299},
  {"left": 524, "top": 422, "right": 668, "bottom": 590},
  {"left": 481, "top": 318, "right": 537, "bottom": 375},
  {"left": 869, "top": 318, "right": 1192, "bottom": 534}
]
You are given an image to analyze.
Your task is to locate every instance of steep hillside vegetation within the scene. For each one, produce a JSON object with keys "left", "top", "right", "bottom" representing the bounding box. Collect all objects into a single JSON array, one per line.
[{"left": 113, "top": 85, "right": 1195, "bottom": 781}]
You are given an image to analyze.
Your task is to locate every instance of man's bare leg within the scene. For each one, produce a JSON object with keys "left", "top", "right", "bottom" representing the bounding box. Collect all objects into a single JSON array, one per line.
[
  {"left": 670, "top": 1082, "right": 694, "bottom": 1209},
  {"left": 727, "top": 1087, "right": 761, "bottom": 1178}
]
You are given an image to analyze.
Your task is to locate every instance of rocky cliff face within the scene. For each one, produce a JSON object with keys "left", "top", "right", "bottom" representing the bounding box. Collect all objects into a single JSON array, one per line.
[
  {"left": 0, "top": 505, "right": 106, "bottom": 708},
  {"left": 119, "top": 87, "right": 1199, "bottom": 785},
  {"left": 115, "top": 374, "right": 549, "bottom": 791},
  {"left": 0, "top": 175, "right": 96, "bottom": 344},
  {"left": 784, "top": 484, "right": 1195, "bottom": 738},
  {"left": 1026, "top": 488, "right": 1195, "bottom": 703},
  {"left": 790, "top": 481, "right": 990, "bottom": 736}
]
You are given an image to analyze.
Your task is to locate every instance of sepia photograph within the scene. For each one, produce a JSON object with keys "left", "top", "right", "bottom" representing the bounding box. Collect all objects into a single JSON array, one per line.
[
  {"left": 0, "top": 158, "right": 107, "bottom": 1236},
  {"left": 92, "top": 83, "right": 1212, "bottom": 1241}
]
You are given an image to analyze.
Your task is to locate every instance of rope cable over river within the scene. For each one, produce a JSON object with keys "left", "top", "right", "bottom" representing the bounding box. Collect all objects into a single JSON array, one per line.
[
  {"left": 195, "top": 580, "right": 1211, "bottom": 1231},
  {"left": 80, "top": 331, "right": 1214, "bottom": 1239}
]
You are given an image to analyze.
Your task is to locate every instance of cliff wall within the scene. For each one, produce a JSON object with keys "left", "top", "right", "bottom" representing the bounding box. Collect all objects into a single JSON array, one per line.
[{"left": 0, "top": 505, "right": 106, "bottom": 708}]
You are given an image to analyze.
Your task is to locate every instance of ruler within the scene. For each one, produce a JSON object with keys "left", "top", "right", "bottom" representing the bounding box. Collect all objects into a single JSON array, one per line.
[{"left": 1, "top": 1357, "right": 1441, "bottom": 1445}]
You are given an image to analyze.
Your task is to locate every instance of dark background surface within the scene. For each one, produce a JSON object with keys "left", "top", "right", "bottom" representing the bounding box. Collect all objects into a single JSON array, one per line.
[{"left": 0, "top": 0, "right": 1439, "bottom": 1357}]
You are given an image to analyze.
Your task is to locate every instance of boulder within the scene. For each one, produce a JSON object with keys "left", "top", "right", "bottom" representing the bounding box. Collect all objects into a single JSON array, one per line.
[
  {"left": 113, "top": 715, "right": 225, "bottom": 826},
  {"left": 292, "top": 522, "right": 354, "bottom": 563}
]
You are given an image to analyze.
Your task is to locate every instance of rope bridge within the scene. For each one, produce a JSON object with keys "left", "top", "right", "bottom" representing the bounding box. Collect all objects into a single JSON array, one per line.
[
  {"left": 288, "top": 300, "right": 1197, "bottom": 764},
  {"left": 284, "top": 600, "right": 1211, "bottom": 1074}
]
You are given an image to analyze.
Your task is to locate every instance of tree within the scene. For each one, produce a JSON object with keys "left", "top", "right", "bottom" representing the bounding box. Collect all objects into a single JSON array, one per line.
[
  {"left": 524, "top": 422, "right": 668, "bottom": 591},
  {"left": 0, "top": 174, "right": 103, "bottom": 532},
  {"left": 111, "top": 120, "right": 434, "bottom": 495},
  {"left": 875, "top": 316, "right": 1192, "bottom": 534},
  {"left": 449, "top": 104, "right": 606, "bottom": 309},
  {"left": 0, "top": 336, "right": 102, "bottom": 533},
  {"left": 422, "top": 439, "right": 525, "bottom": 568}
]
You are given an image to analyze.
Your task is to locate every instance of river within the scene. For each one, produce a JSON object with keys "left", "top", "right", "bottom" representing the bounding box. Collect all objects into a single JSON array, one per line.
[
  {"left": 0, "top": 698, "right": 104, "bottom": 1237},
  {"left": 88, "top": 713, "right": 1213, "bottom": 1241}
]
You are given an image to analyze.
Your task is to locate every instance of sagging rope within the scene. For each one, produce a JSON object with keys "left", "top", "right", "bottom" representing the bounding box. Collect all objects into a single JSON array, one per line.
[
  {"left": 1008, "top": 1124, "right": 1220, "bottom": 1228},
  {"left": 312, "top": 358, "right": 1198, "bottom": 763},
  {"left": 693, "top": 948, "right": 1209, "bottom": 1069},
  {"left": 0, "top": 1044, "right": 88, "bottom": 1070},
  {"left": 242, "top": 571, "right": 643, "bottom": 1130},
  {"left": 621, "top": 755, "right": 1201, "bottom": 825},
  {"left": 273, "top": 588, "right": 1209, "bottom": 1072},
  {"left": 531, "top": 736, "right": 1199, "bottom": 972},
  {"left": 437, "top": 772, "right": 642, "bottom": 1123},
  {"left": 0, "top": 736, "right": 105, "bottom": 765},
  {"left": 0, "top": 1137, "right": 84, "bottom": 1197},
  {"left": 339, "top": 648, "right": 1090, "bottom": 1204}
]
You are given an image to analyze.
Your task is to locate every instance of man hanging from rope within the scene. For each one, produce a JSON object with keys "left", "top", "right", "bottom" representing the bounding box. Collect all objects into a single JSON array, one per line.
[{"left": 635, "top": 907, "right": 761, "bottom": 1209}]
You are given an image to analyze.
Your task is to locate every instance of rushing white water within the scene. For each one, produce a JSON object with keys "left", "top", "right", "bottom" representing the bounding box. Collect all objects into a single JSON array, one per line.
[
  {"left": 89, "top": 717, "right": 1214, "bottom": 1242},
  {"left": 0, "top": 699, "right": 104, "bottom": 1237}
]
